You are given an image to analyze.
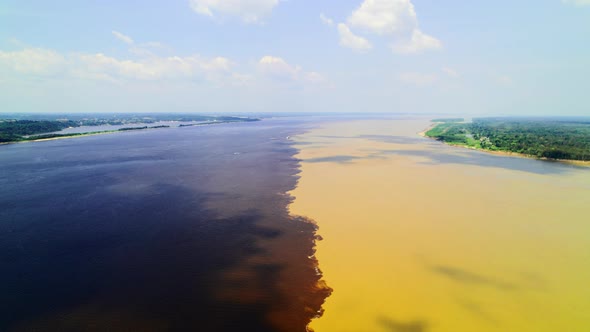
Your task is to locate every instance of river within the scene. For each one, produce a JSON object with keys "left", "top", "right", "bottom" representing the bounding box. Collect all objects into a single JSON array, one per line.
[
  {"left": 289, "top": 118, "right": 590, "bottom": 332},
  {"left": 0, "top": 119, "right": 330, "bottom": 332}
]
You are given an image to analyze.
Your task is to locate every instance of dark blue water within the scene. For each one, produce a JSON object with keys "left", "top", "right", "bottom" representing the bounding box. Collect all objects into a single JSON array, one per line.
[{"left": 0, "top": 119, "right": 331, "bottom": 332}]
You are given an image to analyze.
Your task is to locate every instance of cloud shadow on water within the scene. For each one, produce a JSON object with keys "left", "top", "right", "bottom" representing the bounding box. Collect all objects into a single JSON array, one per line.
[
  {"left": 456, "top": 298, "right": 500, "bottom": 326},
  {"left": 376, "top": 147, "right": 579, "bottom": 175},
  {"left": 429, "top": 265, "right": 518, "bottom": 291},
  {"left": 300, "top": 133, "right": 579, "bottom": 174},
  {"left": 378, "top": 316, "right": 430, "bottom": 332},
  {"left": 304, "top": 154, "right": 386, "bottom": 164},
  {"left": 304, "top": 155, "right": 364, "bottom": 164}
]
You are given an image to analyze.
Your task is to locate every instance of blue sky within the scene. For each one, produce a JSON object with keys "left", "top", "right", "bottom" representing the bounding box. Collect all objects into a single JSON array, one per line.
[{"left": 1, "top": 0, "right": 589, "bottom": 115}]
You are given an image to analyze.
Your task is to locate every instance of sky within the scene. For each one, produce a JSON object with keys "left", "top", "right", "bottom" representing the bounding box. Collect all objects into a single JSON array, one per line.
[{"left": 0, "top": 0, "right": 589, "bottom": 115}]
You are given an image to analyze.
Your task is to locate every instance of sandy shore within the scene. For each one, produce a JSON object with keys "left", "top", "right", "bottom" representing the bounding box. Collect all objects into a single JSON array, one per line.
[{"left": 417, "top": 123, "right": 437, "bottom": 137}]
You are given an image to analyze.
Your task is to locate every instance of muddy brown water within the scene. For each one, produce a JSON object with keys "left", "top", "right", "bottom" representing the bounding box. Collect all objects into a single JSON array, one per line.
[{"left": 289, "top": 118, "right": 590, "bottom": 332}]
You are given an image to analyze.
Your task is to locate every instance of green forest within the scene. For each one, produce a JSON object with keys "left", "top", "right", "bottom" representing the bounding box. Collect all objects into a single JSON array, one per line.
[
  {"left": 0, "top": 115, "right": 261, "bottom": 143},
  {"left": 0, "top": 120, "right": 75, "bottom": 142},
  {"left": 426, "top": 118, "right": 590, "bottom": 161}
]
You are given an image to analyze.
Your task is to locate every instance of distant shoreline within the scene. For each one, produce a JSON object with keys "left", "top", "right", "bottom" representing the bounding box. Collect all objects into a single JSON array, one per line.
[
  {"left": 0, "top": 131, "right": 113, "bottom": 145},
  {"left": 420, "top": 123, "right": 590, "bottom": 167},
  {"left": 0, "top": 129, "right": 153, "bottom": 145},
  {"left": 0, "top": 120, "right": 257, "bottom": 146}
]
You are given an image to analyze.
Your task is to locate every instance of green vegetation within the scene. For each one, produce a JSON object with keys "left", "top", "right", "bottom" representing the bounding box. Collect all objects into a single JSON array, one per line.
[
  {"left": 20, "top": 131, "right": 116, "bottom": 141},
  {"left": 0, "top": 115, "right": 259, "bottom": 144},
  {"left": 426, "top": 117, "right": 590, "bottom": 161},
  {"left": 118, "top": 126, "right": 149, "bottom": 131},
  {"left": 1, "top": 113, "right": 261, "bottom": 125},
  {"left": 0, "top": 120, "right": 76, "bottom": 140}
]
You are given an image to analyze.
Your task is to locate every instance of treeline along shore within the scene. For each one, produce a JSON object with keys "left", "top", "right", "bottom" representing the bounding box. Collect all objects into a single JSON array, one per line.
[
  {"left": 0, "top": 115, "right": 260, "bottom": 143},
  {"left": 425, "top": 117, "right": 590, "bottom": 162}
]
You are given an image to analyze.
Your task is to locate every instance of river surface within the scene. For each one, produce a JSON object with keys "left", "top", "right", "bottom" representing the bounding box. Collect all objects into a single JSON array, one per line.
[
  {"left": 289, "top": 118, "right": 590, "bottom": 332},
  {"left": 0, "top": 119, "right": 330, "bottom": 332},
  {"left": 3, "top": 116, "right": 589, "bottom": 332}
]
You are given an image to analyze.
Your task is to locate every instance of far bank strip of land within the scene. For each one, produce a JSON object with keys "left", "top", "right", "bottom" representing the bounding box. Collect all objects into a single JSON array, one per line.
[{"left": 423, "top": 117, "right": 590, "bottom": 166}]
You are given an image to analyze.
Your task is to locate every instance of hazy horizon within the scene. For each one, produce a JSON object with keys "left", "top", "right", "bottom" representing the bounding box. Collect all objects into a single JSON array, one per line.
[{"left": 1, "top": 112, "right": 590, "bottom": 120}]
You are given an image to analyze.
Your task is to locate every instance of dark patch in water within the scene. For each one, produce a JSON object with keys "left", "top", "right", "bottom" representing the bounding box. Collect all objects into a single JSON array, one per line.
[
  {"left": 378, "top": 316, "right": 429, "bottom": 332},
  {"left": 456, "top": 298, "right": 500, "bottom": 325},
  {"left": 304, "top": 154, "right": 384, "bottom": 164},
  {"left": 375, "top": 148, "right": 577, "bottom": 175},
  {"left": 430, "top": 265, "right": 517, "bottom": 291},
  {"left": 0, "top": 120, "right": 331, "bottom": 332},
  {"left": 304, "top": 155, "right": 363, "bottom": 164}
]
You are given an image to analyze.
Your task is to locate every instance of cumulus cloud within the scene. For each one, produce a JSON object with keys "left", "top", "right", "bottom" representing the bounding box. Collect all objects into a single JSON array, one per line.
[
  {"left": 562, "top": 0, "right": 590, "bottom": 6},
  {"left": 258, "top": 55, "right": 325, "bottom": 85},
  {"left": 189, "top": 0, "right": 279, "bottom": 23},
  {"left": 441, "top": 67, "right": 459, "bottom": 78},
  {"left": 336, "top": 0, "right": 441, "bottom": 54},
  {"left": 0, "top": 47, "right": 240, "bottom": 85},
  {"left": 0, "top": 47, "right": 327, "bottom": 90},
  {"left": 348, "top": 0, "right": 417, "bottom": 35},
  {"left": 111, "top": 32, "right": 170, "bottom": 58},
  {"left": 338, "top": 23, "right": 373, "bottom": 51},
  {"left": 320, "top": 13, "right": 334, "bottom": 26},
  {"left": 76, "top": 53, "right": 234, "bottom": 81},
  {"left": 0, "top": 48, "right": 66, "bottom": 76},
  {"left": 258, "top": 56, "right": 299, "bottom": 80},
  {"left": 305, "top": 71, "right": 325, "bottom": 84},
  {"left": 112, "top": 30, "right": 134, "bottom": 44},
  {"left": 392, "top": 29, "right": 442, "bottom": 54}
]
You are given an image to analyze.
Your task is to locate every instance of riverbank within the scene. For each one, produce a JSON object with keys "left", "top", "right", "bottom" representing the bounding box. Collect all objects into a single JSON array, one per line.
[
  {"left": 0, "top": 120, "right": 257, "bottom": 146},
  {"left": 0, "top": 116, "right": 261, "bottom": 145},
  {"left": 0, "top": 130, "right": 117, "bottom": 145},
  {"left": 422, "top": 119, "right": 590, "bottom": 167},
  {"left": 433, "top": 140, "right": 590, "bottom": 167}
]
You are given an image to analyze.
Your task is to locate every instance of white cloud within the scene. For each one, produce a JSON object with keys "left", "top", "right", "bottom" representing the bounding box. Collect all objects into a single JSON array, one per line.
[
  {"left": 441, "top": 67, "right": 459, "bottom": 78},
  {"left": 258, "top": 56, "right": 325, "bottom": 84},
  {"left": 320, "top": 13, "right": 334, "bottom": 26},
  {"left": 340, "top": 0, "right": 441, "bottom": 54},
  {"left": 348, "top": 0, "right": 417, "bottom": 35},
  {"left": 142, "top": 41, "right": 165, "bottom": 49},
  {"left": 338, "top": 23, "right": 373, "bottom": 51},
  {"left": 1, "top": 41, "right": 327, "bottom": 91},
  {"left": 112, "top": 30, "right": 134, "bottom": 44},
  {"left": 399, "top": 72, "right": 438, "bottom": 86},
  {"left": 259, "top": 56, "right": 299, "bottom": 80},
  {"left": 189, "top": 0, "right": 279, "bottom": 23},
  {"left": 305, "top": 71, "right": 325, "bottom": 84},
  {"left": 0, "top": 47, "right": 240, "bottom": 85},
  {"left": 110, "top": 31, "right": 171, "bottom": 58},
  {"left": 0, "top": 48, "right": 66, "bottom": 75},
  {"left": 392, "top": 29, "right": 442, "bottom": 54},
  {"left": 562, "top": 0, "right": 590, "bottom": 6},
  {"left": 76, "top": 53, "right": 234, "bottom": 81}
]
